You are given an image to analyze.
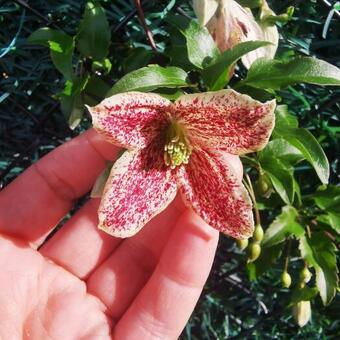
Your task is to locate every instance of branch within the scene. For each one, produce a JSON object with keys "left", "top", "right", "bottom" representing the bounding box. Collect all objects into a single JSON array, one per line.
[{"left": 134, "top": 0, "right": 157, "bottom": 52}]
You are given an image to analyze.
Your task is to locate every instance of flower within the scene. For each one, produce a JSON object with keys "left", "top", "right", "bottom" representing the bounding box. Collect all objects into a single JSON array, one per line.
[
  {"left": 194, "top": 0, "right": 279, "bottom": 68},
  {"left": 87, "top": 90, "right": 276, "bottom": 238}
]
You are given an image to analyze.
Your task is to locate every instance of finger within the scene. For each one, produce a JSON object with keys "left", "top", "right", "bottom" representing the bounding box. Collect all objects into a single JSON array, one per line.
[
  {"left": 0, "top": 129, "right": 119, "bottom": 246},
  {"left": 40, "top": 198, "right": 122, "bottom": 279},
  {"left": 114, "top": 210, "right": 219, "bottom": 340},
  {"left": 86, "top": 195, "right": 186, "bottom": 320}
]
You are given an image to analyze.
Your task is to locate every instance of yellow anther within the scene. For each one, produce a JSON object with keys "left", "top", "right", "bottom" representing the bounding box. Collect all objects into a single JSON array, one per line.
[{"left": 163, "top": 120, "right": 191, "bottom": 169}]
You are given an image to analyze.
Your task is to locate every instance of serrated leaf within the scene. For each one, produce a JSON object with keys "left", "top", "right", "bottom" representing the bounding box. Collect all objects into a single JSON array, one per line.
[
  {"left": 28, "top": 28, "right": 74, "bottom": 80},
  {"left": 108, "top": 65, "right": 188, "bottom": 95},
  {"left": 262, "top": 206, "right": 304, "bottom": 247},
  {"left": 167, "top": 15, "right": 220, "bottom": 69},
  {"left": 76, "top": 1, "right": 110, "bottom": 60},
  {"left": 247, "top": 243, "right": 283, "bottom": 280},
  {"left": 275, "top": 127, "right": 329, "bottom": 184},
  {"left": 299, "top": 232, "right": 338, "bottom": 305},
  {"left": 202, "top": 41, "right": 271, "bottom": 90},
  {"left": 242, "top": 56, "right": 340, "bottom": 90}
]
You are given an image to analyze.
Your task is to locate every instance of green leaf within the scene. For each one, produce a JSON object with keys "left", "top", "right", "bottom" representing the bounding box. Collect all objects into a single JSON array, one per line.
[
  {"left": 291, "top": 286, "right": 319, "bottom": 304},
  {"left": 275, "top": 105, "right": 298, "bottom": 128},
  {"left": 236, "top": 0, "right": 262, "bottom": 8},
  {"left": 202, "top": 41, "right": 271, "bottom": 90},
  {"left": 247, "top": 243, "right": 283, "bottom": 280},
  {"left": 317, "top": 214, "right": 340, "bottom": 234},
  {"left": 275, "top": 127, "right": 329, "bottom": 184},
  {"left": 242, "top": 56, "right": 340, "bottom": 90},
  {"left": 76, "top": 1, "right": 110, "bottom": 60},
  {"left": 260, "top": 158, "right": 295, "bottom": 204},
  {"left": 314, "top": 185, "right": 340, "bottom": 213},
  {"left": 123, "top": 47, "right": 153, "bottom": 73},
  {"left": 84, "top": 76, "right": 111, "bottom": 100},
  {"left": 108, "top": 65, "right": 188, "bottom": 95},
  {"left": 59, "top": 77, "right": 89, "bottom": 129},
  {"left": 28, "top": 28, "right": 74, "bottom": 80},
  {"left": 167, "top": 15, "right": 220, "bottom": 69},
  {"left": 299, "top": 232, "right": 339, "bottom": 305},
  {"left": 260, "top": 139, "right": 304, "bottom": 166},
  {"left": 262, "top": 206, "right": 304, "bottom": 247}
]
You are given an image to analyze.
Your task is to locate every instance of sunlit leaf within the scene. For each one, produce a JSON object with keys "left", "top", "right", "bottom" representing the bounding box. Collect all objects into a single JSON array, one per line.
[
  {"left": 262, "top": 206, "right": 304, "bottom": 247},
  {"left": 299, "top": 232, "right": 338, "bottom": 305},
  {"left": 108, "top": 65, "right": 189, "bottom": 95}
]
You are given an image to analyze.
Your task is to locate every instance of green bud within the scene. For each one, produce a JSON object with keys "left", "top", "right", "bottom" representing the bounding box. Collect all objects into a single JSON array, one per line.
[
  {"left": 236, "top": 238, "right": 249, "bottom": 250},
  {"left": 253, "top": 224, "right": 264, "bottom": 243},
  {"left": 256, "top": 172, "right": 272, "bottom": 197},
  {"left": 293, "top": 301, "right": 311, "bottom": 327},
  {"left": 247, "top": 243, "right": 261, "bottom": 262},
  {"left": 300, "top": 267, "right": 312, "bottom": 283},
  {"left": 281, "top": 271, "right": 292, "bottom": 288}
]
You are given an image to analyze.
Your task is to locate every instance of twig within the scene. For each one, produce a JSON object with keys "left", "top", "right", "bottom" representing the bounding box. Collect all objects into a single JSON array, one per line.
[
  {"left": 134, "top": 0, "right": 157, "bottom": 52},
  {"left": 13, "top": 0, "right": 62, "bottom": 29}
]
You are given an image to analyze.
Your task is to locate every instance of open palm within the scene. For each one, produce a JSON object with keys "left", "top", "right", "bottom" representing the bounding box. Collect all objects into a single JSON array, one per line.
[{"left": 0, "top": 129, "right": 242, "bottom": 339}]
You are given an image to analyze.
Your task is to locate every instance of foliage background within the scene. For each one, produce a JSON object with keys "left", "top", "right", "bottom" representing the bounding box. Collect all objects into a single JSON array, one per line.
[{"left": 0, "top": 0, "right": 339, "bottom": 338}]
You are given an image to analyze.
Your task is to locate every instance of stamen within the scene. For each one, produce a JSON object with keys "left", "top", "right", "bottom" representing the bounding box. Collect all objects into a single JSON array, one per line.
[{"left": 163, "top": 119, "right": 192, "bottom": 168}]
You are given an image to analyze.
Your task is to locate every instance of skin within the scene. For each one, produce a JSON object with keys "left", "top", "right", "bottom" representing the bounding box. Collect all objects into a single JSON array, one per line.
[{"left": 0, "top": 129, "right": 243, "bottom": 340}]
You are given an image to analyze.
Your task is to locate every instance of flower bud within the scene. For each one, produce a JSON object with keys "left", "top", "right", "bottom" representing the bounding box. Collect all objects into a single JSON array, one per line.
[
  {"left": 257, "top": 172, "right": 272, "bottom": 197},
  {"left": 293, "top": 301, "right": 311, "bottom": 327},
  {"left": 253, "top": 224, "right": 264, "bottom": 243},
  {"left": 281, "top": 271, "right": 292, "bottom": 288},
  {"left": 300, "top": 267, "right": 312, "bottom": 283},
  {"left": 236, "top": 238, "right": 249, "bottom": 250},
  {"left": 247, "top": 242, "right": 261, "bottom": 262}
]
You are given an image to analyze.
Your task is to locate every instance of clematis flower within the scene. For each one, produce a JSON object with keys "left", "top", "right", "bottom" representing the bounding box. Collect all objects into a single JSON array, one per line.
[
  {"left": 87, "top": 90, "right": 276, "bottom": 239},
  {"left": 194, "top": 0, "right": 279, "bottom": 69}
]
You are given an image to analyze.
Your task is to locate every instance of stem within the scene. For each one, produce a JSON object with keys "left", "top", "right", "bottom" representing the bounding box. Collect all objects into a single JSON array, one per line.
[
  {"left": 284, "top": 239, "right": 292, "bottom": 272},
  {"left": 244, "top": 174, "right": 261, "bottom": 225},
  {"left": 134, "top": 0, "right": 157, "bottom": 52}
]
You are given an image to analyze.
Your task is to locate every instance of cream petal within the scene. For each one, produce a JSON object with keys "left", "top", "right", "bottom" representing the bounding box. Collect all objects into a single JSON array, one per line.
[
  {"left": 178, "top": 148, "right": 254, "bottom": 239},
  {"left": 98, "top": 138, "right": 177, "bottom": 238},
  {"left": 87, "top": 92, "right": 171, "bottom": 149},
  {"left": 173, "top": 89, "right": 276, "bottom": 155}
]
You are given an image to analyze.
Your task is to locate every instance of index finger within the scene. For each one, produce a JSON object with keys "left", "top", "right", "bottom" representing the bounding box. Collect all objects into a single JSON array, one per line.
[{"left": 0, "top": 129, "right": 119, "bottom": 246}]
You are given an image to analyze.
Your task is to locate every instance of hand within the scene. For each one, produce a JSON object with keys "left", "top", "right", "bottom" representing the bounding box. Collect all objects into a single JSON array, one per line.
[{"left": 0, "top": 129, "right": 242, "bottom": 339}]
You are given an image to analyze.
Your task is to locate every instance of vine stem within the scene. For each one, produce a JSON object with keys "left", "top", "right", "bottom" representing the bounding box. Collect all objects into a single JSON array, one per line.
[
  {"left": 244, "top": 174, "right": 261, "bottom": 226},
  {"left": 134, "top": 0, "right": 157, "bottom": 52},
  {"left": 284, "top": 238, "right": 292, "bottom": 272}
]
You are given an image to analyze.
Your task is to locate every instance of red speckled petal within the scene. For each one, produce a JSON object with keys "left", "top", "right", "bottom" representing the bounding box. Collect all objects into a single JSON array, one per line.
[
  {"left": 87, "top": 92, "right": 171, "bottom": 149},
  {"left": 173, "top": 89, "right": 276, "bottom": 155},
  {"left": 178, "top": 148, "right": 254, "bottom": 239},
  {"left": 98, "top": 138, "right": 177, "bottom": 238}
]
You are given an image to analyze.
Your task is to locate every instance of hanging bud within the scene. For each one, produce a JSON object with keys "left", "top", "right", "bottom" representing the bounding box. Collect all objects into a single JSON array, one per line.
[
  {"left": 247, "top": 242, "right": 261, "bottom": 262},
  {"left": 256, "top": 171, "right": 272, "bottom": 197},
  {"left": 253, "top": 224, "right": 264, "bottom": 243},
  {"left": 236, "top": 238, "right": 249, "bottom": 250},
  {"left": 281, "top": 271, "right": 292, "bottom": 288},
  {"left": 293, "top": 301, "right": 312, "bottom": 327},
  {"left": 193, "top": 0, "right": 279, "bottom": 68},
  {"left": 300, "top": 267, "right": 312, "bottom": 283}
]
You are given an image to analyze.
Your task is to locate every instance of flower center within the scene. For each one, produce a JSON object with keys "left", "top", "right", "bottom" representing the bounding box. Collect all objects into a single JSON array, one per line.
[{"left": 163, "top": 120, "right": 191, "bottom": 169}]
